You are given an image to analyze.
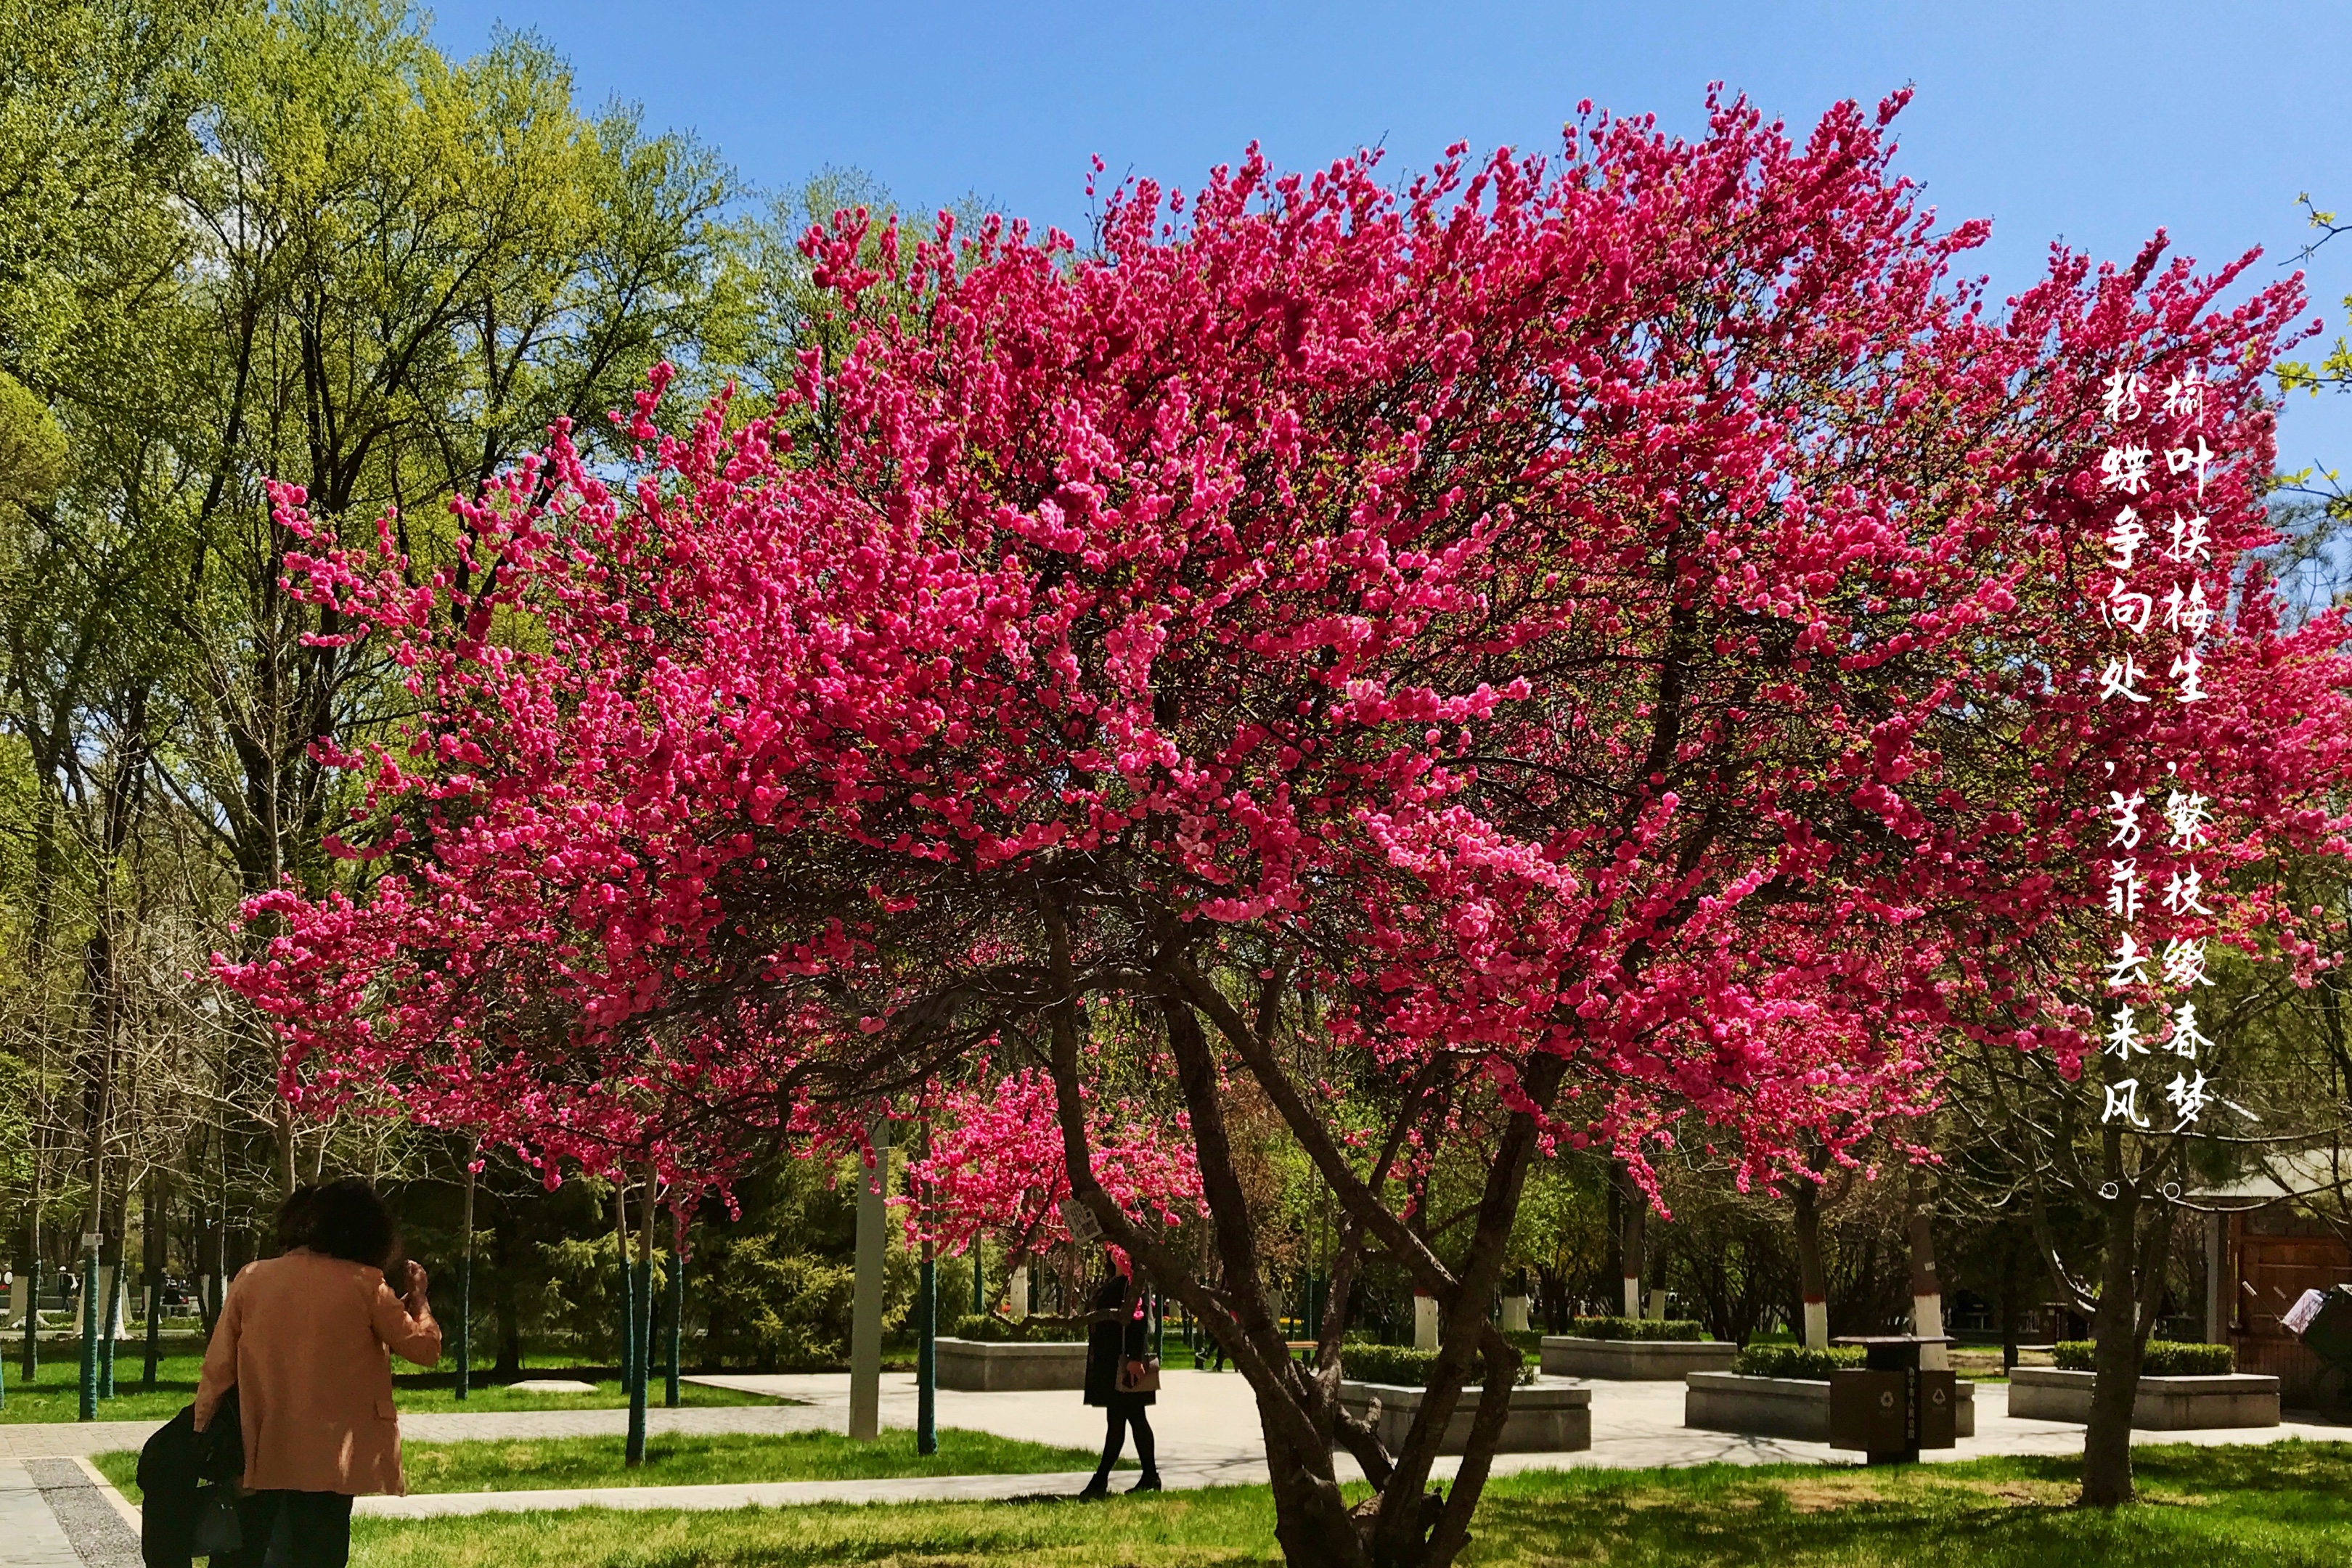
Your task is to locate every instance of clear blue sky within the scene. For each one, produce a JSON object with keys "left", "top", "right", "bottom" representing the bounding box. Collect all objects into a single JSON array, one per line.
[{"left": 428, "top": 0, "right": 2352, "bottom": 470}]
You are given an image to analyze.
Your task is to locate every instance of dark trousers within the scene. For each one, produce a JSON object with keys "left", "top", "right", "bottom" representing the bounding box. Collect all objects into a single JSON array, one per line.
[
  {"left": 1091, "top": 1396, "right": 1157, "bottom": 1483},
  {"left": 223, "top": 1489, "right": 354, "bottom": 1568}
]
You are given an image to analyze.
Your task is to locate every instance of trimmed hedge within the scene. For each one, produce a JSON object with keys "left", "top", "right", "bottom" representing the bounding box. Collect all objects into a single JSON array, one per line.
[
  {"left": 1339, "top": 1344, "right": 1535, "bottom": 1387},
  {"left": 2052, "top": 1339, "right": 2236, "bottom": 1376},
  {"left": 947, "top": 1314, "right": 1086, "bottom": 1344},
  {"left": 1567, "top": 1316, "right": 1705, "bottom": 1343},
  {"left": 1731, "top": 1343, "right": 1866, "bottom": 1379}
]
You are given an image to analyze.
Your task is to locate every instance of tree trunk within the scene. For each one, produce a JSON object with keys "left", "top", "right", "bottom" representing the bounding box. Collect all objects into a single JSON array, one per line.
[
  {"left": 492, "top": 1206, "right": 522, "bottom": 1380},
  {"left": 2081, "top": 1188, "right": 2145, "bottom": 1506},
  {"left": 1906, "top": 1167, "right": 1945, "bottom": 1369},
  {"left": 1793, "top": 1177, "right": 1829, "bottom": 1349},
  {"left": 143, "top": 1179, "right": 165, "bottom": 1389},
  {"left": 20, "top": 1172, "right": 41, "bottom": 1382},
  {"left": 1619, "top": 1165, "right": 1646, "bottom": 1318},
  {"left": 2000, "top": 1235, "right": 2020, "bottom": 1376},
  {"left": 275, "top": 1104, "right": 298, "bottom": 1213}
]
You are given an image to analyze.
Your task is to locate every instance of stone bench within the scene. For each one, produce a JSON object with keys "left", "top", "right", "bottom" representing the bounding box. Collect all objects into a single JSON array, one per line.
[
  {"left": 934, "top": 1336, "right": 1090, "bottom": 1392},
  {"left": 1684, "top": 1371, "right": 1975, "bottom": 1442},
  {"left": 2006, "top": 1367, "right": 2279, "bottom": 1429},
  {"left": 1540, "top": 1336, "right": 1738, "bottom": 1380},
  {"left": 1337, "top": 1379, "right": 1591, "bottom": 1455}
]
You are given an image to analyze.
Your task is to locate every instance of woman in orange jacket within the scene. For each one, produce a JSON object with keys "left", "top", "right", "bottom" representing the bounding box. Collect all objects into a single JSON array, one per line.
[{"left": 194, "top": 1177, "right": 441, "bottom": 1567}]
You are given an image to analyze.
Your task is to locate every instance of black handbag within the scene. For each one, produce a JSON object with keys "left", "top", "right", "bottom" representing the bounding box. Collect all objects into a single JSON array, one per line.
[
  {"left": 189, "top": 1487, "right": 242, "bottom": 1556},
  {"left": 138, "top": 1387, "right": 245, "bottom": 1568}
]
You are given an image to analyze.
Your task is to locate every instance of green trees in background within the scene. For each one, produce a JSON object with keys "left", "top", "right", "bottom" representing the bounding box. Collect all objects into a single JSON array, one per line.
[{"left": 0, "top": 0, "right": 884, "bottom": 1379}]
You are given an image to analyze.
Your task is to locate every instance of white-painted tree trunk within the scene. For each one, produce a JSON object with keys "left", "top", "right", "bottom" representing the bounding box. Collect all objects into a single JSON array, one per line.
[
  {"left": 1413, "top": 1293, "right": 1440, "bottom": 1350},
  {"left": 1913, "top": 1294, "right": 1948, "bottom": 1371},
  {"left": 1802, "top": 1298, "right": 1829, "bottom": 1350},
  {"left": 1646, "top": 1288, "right": 1669, "bottom": 1323},
  {"left": 1007, "top": 1265, "right": 1029, "bottom": 1320},
  {"left": 1501, "top": 1295, "right": 1530, "bottom": 1332}
]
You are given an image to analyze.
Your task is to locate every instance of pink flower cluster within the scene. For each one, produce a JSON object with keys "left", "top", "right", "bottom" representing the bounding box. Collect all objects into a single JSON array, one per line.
[{"left": 899, "top": 1069, "right": 1204, "bottom": 1259}]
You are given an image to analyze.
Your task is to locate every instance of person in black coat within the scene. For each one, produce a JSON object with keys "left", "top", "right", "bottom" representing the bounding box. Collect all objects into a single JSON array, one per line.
[{"left": 1077, "top": 1249, "right": 1159, "bottom": 1498}]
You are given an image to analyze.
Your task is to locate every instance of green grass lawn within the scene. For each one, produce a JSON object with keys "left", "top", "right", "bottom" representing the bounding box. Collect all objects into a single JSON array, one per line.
[
  {"left": 0, "top": 1354, "right": 778, "bottom": 1424},
  {"left": 95, "top": 1426, "right": 1118, "bottom": 1501},
  {"left": 110, "top": 1440, "right": 2352, "bottom": 1568}
]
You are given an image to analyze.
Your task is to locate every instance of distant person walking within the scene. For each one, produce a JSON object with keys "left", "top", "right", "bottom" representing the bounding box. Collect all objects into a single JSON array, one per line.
[
  {"left": 193, "top": 1177, "right": 442, "bottom": 1567},
  {"left": 1077, "top": 1246, "right": 1161, "bottom": 1498}
]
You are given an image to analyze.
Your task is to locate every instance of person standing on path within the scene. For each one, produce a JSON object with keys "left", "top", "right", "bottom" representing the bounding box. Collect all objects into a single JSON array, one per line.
[
  {"left": 1077, "top": 1247, "right": 1160, "bottom": 1498},
  {"left": 193, "top": 1177, "right": 442, "bottom": 1567}
]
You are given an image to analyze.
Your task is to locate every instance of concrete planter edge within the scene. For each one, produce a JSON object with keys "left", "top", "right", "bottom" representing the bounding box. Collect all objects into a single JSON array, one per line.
[
  {"left": 934, "top": 1336, "right": 1090, "bottom": 1392},
  {"left": 2006, "top": 1367, "right": 2279, "bottom": 1430},
  {"left": 1540, "top": 1336, "right": 1739, "bottom": 1380},
  {"left": 1683, "top": 1370, "right": 1976, "bottom": 1442},
  {"left": 1336, "top": 1379, "right": 1591, "bottom": 1455}
]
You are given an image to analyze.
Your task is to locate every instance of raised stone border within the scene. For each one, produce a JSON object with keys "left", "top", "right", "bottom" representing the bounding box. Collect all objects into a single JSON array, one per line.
[
  {"left": 1540, "top": 1336, "right": 1738, "bottom": 1380},
  {"left": 1337, "top": 1380, "right": 1591, "bottom": 1455},
  {"left": 934, "top": 1337, "right": 1089, "bottom": 1392},
  {"left": 2006, "top": 1367, "right": 2279, "bottom": 1429},
  {"left": 1684, "top": 1371, "right": 1976, "bottom": 1442}
]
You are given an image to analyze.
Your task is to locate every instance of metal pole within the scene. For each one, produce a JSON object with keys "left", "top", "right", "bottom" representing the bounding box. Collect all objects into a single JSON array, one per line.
[
  {"left": 78, "top": 1232, "right": 98, "bottom": 1421},
  {"left": 613, "top": 1184, "right": 634, "bottom": 1397},
  {"left": 848, "top": 1117, "right": 889, "bottom": 1441},
  {"left": 664, "top": 1206, "right": 683, "bottom": 1408},
  {"left": 628, "top": 1172, "right": 653, "bottom": 1468},
  {"left": 20, "top": 1252, "right": 37, "bottom": 1385}
]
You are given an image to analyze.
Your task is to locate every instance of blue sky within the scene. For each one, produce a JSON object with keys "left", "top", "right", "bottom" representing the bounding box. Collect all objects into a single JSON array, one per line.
[{"left": 428, "top": 0, "right": 2352, "bottom": 470}]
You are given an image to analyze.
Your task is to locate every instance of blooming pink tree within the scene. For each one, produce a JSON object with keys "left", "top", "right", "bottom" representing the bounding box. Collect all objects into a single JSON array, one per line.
[{"left": 214, "top": 89, "right": 2352, "bottom": 1563}]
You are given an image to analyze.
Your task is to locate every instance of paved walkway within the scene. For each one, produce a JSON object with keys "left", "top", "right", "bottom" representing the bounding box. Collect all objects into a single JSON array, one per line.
[
  {"left": 1, "top": 1459, "right": 139, "bottom": 1567},
  {"left": 12, "top": 1371, "right": 2352, "bottom": 1549}
]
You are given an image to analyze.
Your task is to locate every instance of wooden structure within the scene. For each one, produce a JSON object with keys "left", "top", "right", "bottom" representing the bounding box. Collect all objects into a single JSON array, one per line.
[{"left": 2200, "top": 1151, "right": 2352, "bottom": 1410}]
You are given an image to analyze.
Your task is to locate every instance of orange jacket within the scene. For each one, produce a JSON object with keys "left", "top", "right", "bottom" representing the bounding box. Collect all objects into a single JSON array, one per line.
[{"left": 193, "top": 1249, "right": 441, "bottom": 1495}]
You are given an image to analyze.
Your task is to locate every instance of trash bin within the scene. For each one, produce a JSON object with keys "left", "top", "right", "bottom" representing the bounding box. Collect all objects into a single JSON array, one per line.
[{"left": 2295, "top": 1286, "right": 2352, "bottom": 1371}]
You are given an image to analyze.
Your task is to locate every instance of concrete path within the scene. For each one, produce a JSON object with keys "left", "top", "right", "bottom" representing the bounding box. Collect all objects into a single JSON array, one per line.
[
  {"left": 1, "top": 1458, "right": 140, "bottom": 1567},
  {"left": 0, "top": 1461, "right": 85, "bottom": 1568}
]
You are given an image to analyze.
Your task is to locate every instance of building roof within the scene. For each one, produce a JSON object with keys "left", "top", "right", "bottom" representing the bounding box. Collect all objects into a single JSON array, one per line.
[{"left": 2189, "top": 1147, "right": 2352, "bottom": 1204}]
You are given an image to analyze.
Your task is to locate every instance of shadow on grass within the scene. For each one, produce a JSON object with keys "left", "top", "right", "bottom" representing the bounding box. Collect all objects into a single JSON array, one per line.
[{"left": 1465, "top": 1442, "right": 2352, "bottom": 1568}]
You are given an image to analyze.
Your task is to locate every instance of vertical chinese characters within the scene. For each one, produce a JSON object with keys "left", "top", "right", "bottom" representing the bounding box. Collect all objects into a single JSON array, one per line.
[{"left": 2098, "top": 367, "right": 2217, "bottom": 1131}]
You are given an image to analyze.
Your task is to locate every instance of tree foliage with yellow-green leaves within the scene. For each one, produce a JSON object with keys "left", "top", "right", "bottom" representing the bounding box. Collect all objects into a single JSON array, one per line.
[{"left": 0, "top": 0, "right": 911, "bottom": 1357}]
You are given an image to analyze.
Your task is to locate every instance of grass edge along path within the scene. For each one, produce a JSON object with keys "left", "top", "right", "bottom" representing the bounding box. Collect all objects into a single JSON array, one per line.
[
  {"left": 94, "top": 1426, "right": 1120, "bottom": 1502},
  {"left": 0, "top": 1354, "right": 780, "bottom": 1424},
  {"left": 95, "top": 1439, "right": 2352, "bottom": 1568}
]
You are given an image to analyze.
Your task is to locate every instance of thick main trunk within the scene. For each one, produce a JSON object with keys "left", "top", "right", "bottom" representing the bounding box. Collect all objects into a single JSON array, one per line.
[
  {"left": 2081, "top": 1192, "right": 2144, "bottom": 1507},
  {"left": 1261, "top": 1402, "right": 1368, "bottom": 1568}
]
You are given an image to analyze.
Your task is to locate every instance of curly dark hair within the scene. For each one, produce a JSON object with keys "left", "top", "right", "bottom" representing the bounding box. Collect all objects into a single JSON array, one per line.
[{"left": 276, "top": 1177, "right": 399, "bottom": 1270}]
